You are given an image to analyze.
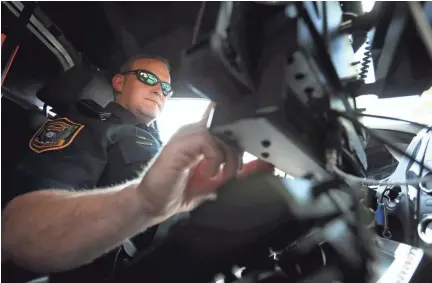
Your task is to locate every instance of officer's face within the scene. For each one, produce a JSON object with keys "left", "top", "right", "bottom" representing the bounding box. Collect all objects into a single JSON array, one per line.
[{"left": 113, "top": 59, "right": 171, "bottom": 124}]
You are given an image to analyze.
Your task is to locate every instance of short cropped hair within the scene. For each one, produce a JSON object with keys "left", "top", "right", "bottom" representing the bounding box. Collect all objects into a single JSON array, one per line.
[
  {"left": 113, "top": 53, "right": 171, "bottom": 98},
  {"left": 118, "top": 53, "right": 171, "bottom": 74}
]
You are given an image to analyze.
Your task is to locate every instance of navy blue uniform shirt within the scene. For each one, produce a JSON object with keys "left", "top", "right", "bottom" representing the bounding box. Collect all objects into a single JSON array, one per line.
[{"left": 6, "top": 100, "right": 163, "bottom": 282}]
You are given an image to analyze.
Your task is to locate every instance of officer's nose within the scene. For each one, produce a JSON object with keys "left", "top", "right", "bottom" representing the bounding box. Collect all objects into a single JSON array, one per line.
[
  {"left": 151, "top": 84, "right": 163, "bottom": 98},
  {"left": 152, "top": 90, "right": 163, "bottom": 98}
]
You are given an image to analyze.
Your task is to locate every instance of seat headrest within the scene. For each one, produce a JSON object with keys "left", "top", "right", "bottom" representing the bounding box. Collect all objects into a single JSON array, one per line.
[{"left": 37, "top": 66, "right": 113, "bottom": 112}]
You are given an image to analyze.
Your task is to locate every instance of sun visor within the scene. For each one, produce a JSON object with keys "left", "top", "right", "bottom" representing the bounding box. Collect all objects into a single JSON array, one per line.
[{"left": 36, "top": 66, "right": 113, "bottom": 113}]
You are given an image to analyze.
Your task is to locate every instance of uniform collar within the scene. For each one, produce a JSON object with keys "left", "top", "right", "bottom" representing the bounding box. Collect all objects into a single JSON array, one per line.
[
  {"left": 104, "top": 102, "right": 156, "bottom": 133},
  {"left": 105, "top": 102, "right": 163, "bottom": 144},
  {"left": 105, "top": 102, "right": 139, "bottom": 125}
]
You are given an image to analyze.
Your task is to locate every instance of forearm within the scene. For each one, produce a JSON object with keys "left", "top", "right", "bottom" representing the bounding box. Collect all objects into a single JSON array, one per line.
[{"left": 2, "top": 181, "right": 160, "bottom": 273}]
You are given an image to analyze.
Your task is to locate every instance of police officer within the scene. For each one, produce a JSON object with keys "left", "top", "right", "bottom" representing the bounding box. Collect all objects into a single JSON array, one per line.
[{"left": 2, "top": 55, "right": 271, "bottom": 281}]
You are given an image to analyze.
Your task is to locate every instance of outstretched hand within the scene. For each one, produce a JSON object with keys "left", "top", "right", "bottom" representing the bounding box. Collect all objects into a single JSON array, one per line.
[{"left": 137, "top": 102, "right": 274, "bottom": 219}]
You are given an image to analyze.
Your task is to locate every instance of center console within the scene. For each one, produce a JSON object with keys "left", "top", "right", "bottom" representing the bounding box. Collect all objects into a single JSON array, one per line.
[{"left": 375, "top": 128, "right": 432, "bottom": 249}]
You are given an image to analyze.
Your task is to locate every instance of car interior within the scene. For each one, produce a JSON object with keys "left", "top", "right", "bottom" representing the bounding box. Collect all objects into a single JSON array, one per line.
[{"left": 2, "top": 1, "right": 432, "bottom": 283}]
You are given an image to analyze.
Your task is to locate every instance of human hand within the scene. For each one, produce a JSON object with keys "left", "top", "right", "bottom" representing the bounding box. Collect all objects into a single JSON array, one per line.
[{"left": 136, "top": 102, "right": 274, "bottom": 220}]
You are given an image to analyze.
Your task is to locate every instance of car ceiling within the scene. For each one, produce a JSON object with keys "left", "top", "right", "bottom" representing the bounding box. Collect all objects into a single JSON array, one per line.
[
  {"left": 38, "top": 2, "right": 219, "bottom": 76},
  {"left": 2, "top": 2, "right": 221, "bottom": 104},
  {"left": 39, "top": 1, "right": 360, "bottom": 73},
  {"left": 5, "top": 2, "right": 428, "bottom": 104}
]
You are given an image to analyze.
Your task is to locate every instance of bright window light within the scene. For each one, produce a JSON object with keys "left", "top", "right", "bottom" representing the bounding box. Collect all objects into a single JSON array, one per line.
[
  {"left": 357, "top": 95, "right": 425, "bottom": 128},
  {"left": 157, "top": 98, "right": 258, "bottom": 164},
  {"left": 362, "top": 0, "right": 375, "bottom": 13},
  {"left": 156, "top": 99, "right": 262, "bottom": 165},
  {"left": 157, "top": 98, "right": 294, "bottom": 178},
  {"left": 157, "top": 98, "right": 211, "bottom": 142}
]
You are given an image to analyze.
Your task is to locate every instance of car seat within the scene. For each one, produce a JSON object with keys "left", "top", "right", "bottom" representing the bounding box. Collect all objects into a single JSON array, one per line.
[{"left": 36, "top": 65, "right": 114, "bottom": 115}]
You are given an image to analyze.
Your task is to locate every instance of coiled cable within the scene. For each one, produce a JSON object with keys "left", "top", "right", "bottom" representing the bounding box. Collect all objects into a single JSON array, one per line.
[{"left": 359, "top": 40, "right": 372, "bottom": 82}]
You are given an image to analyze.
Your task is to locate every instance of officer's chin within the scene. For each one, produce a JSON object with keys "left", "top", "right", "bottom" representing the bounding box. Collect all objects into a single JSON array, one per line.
[
  {"left": 142, "top": 99, "right": 162, "bottom": 111},
  {"left": 137, "top": 107, "right": 159, "bottom": 124}
]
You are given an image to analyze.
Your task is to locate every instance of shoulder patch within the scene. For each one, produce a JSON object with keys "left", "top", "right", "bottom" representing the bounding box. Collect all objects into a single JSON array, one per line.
[{"left": 29, "top": 117, "right": 85, "bottom": 153}]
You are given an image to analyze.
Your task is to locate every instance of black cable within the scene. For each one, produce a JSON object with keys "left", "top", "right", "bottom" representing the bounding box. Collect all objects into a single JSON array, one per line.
[
  {"left": 359, "top": 40, "right": 372, "bottom": 82},
  {"left": 356, "top": 113, "right": 430, "bottom": 129},
  {"left": 336, "top": 111, "right": 432, "bottom": 172}
]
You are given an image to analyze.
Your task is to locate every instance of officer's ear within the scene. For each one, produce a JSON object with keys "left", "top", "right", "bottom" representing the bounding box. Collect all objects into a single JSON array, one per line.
[{"left": 112, "top": 74, "right": 124, "bottom": 94}]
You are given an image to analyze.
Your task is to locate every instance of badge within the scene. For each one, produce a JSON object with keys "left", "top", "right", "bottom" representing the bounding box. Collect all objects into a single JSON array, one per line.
[{"left": 29, "top": 117, "right": 85, "bottom": 153}]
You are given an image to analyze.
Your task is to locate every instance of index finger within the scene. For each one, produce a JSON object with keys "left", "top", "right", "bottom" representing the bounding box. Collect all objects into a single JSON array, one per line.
[{"left": 200, "top": 101, "right": 216, "bottom": 128}]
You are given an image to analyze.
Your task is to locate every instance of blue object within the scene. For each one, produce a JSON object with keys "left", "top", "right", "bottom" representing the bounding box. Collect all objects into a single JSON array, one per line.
[{"left": 375, "top": 203, "right": 385, "bottom": 226}]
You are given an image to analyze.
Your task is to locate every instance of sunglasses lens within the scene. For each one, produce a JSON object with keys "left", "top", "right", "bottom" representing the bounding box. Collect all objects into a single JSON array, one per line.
[
  {"left": 161, "top": 82, "right": 173, "bottom": 96},
  {"left": 138, "top": 71, "right": 158, "bottom": 86},
  {"left": 136, "top": 70, "right": 173, "bottom": 96}
]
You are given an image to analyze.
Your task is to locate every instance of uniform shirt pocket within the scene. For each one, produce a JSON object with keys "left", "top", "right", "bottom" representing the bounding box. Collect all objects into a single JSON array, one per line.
[{"left": 118, "top": 137, "right": 160, "bottom": 165}]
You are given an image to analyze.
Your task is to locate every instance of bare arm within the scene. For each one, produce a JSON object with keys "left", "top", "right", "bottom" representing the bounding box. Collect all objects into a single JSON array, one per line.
[
  {"left": 2, "top": 104, "right": 270, "bottom": 275},
  {"left": 1, "top": 181, "right": 162, "bottom": 273}
]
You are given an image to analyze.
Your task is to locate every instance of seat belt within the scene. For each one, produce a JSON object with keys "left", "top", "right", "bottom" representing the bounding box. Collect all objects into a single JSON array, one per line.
[
  {"left": 152, "top": 212, "right": 190, "bottom": 243},
  {"left": 122, "top": 239, "right": 137, "bottom": 257},
  {"left": 122, "top": 212, "right": 190, "bottom": 258}
]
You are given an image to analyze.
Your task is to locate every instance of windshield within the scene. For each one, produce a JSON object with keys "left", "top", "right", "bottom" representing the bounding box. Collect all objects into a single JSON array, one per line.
[{"left": 356, "top": 89, "right": 431, "bottom": 128}]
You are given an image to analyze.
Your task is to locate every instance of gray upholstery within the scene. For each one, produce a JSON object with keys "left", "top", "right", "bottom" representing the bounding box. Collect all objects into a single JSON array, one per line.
[{"left": 36, "top": 66, "right": 113, "bottom": 111}]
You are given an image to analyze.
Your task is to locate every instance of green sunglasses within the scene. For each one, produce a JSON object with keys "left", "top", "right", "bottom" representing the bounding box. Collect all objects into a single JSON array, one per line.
[{"left": 121, "top": 69, "right": 173, "bottom": 97}]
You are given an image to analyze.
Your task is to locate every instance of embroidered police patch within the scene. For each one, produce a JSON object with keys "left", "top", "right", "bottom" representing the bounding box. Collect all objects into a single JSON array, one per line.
[{"left": 29, "top": 117, "right": 85, "bottom": 153}]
